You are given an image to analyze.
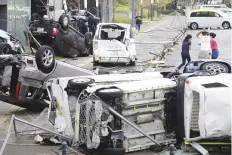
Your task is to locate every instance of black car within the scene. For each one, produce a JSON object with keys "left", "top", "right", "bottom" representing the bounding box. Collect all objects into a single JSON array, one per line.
[{"left": 28, "top": 14, "right": 93, "bottom": 58}]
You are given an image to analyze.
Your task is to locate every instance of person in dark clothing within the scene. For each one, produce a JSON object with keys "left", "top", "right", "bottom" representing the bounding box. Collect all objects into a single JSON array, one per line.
[
  {"left": 135, "top": 16, "right": 142, "bottom": 32},
  {"left": 78, "top": 19, "right": 88, "bottom": 35},
  {"left": 176, "top": 34, "right": 192, "bottom": 71}
]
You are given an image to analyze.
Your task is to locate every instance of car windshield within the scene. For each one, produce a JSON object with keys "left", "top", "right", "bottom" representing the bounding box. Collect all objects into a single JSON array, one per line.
[{"left": 99, "top": 24, "right": 126, "bottom": 41}]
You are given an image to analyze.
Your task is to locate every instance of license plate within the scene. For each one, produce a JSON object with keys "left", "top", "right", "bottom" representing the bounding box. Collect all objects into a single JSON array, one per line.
[
  {"left": 111, "top": 51, "right": 118, "bottom": 55},
  {"left": 37, "top": 27, "right": 44, "bottom": 32}
]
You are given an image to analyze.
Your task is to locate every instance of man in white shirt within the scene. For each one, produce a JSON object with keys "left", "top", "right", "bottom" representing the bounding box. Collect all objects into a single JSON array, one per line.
[{"left": 196, "top": 31, "right": 211, "bottom": 59}]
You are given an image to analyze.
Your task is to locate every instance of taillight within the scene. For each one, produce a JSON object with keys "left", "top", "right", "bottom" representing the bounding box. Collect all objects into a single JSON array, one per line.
[
  {"left": 186, "top": 80, "right": 190, "bottom": 85},
  {"left": 15, "top": 82, "right": 21, "bottom": 99},
  {"left": 93, "top": 41, "right": 98, "bottom": 49},
  {"left": 52, "top": 28, "right": 57, "bottom": 36}
]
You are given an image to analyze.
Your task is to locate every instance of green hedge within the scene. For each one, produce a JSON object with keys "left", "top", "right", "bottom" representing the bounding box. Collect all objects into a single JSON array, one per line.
[
  {"left": 161, "top": 9, "right": 175, "bottom": 15},
  {"left": 113, "top": 14, "right": 131, "bottom": 24}
]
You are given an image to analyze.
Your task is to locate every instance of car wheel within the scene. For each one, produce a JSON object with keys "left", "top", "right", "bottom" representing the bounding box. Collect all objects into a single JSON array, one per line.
[
  {"left": 67, "top": 78, "right": 94, "bottom": 89},
  {"left": 96, "top": 88, "right": 123, "bottom": 100},
  {"left": 129, "top": 61, "right": 136, "bottom": 66},
  {"left": 93, "top": 58, "right": 100, "bottom": 66},
  {"left": 201, "top": 62, "right": 229, "bottom": 74},
  {"left": 166, "top": 72, "right": 181, "bottom": 80},
  {"left": 0, "top": 43, "right": 12, "bottom": 54},
  {"left": 58, "top": 14, "right": 70, "bottom": 31},
  {"left": 35, "top": 45, "right": 56, "bottom": 74},
  {"left": 222, "top": 21, "right": 230, "bottom": 29},
  {"left": 190, "top": 22, "right": 198, "bottom": 30},
  {"left": 31, "top": 13, "right": 40, "bottom": 21}
]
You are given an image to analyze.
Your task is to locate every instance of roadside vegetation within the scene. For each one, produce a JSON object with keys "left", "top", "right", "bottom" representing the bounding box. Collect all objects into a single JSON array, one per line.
[{"left": 113, "top": 0, "right": 176, "bottom": 23}]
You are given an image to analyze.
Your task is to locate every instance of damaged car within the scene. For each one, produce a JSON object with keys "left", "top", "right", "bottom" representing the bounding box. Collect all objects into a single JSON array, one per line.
[
  {"left": 0, "top": 46, "right": 94, "bottom": 111},
  {"left": 29, "top": 14, "right": 93, "bottom": 58},
  {"left": 0, "top": 29, "right": 25, "bottom": 54},
  {"left": 0, "top": 47, "right": 166, "bottom": 112},
  {"left": 93, "top": 23, "right": 137, "bottom": 66},
  {"left": 47, "top": 72, "right": 231, "bottom": 155}
]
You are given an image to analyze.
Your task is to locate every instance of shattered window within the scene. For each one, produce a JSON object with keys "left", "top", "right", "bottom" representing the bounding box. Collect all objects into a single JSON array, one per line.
[{"left": 99, "top": 25, "right": 126, "bottom": 41}]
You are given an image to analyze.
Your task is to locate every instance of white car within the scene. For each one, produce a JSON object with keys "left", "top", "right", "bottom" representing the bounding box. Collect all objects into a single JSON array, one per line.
[
  {"left": 199, "top": 4, "right": 232, "bottom": 16},
  {"left": 186, "top": 9, "right": 232, "bottom": 29},
  {"left": 0, "top": 29, "right": 24, "bottom": 54},
  {"left": 92, "top": 23, "right": 137, "bottom": 66}
]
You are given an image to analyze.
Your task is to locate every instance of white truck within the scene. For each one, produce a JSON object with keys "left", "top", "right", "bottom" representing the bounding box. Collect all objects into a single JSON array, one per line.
[{"left": 46, "top": 72, "right": 231, "bottom": 155}]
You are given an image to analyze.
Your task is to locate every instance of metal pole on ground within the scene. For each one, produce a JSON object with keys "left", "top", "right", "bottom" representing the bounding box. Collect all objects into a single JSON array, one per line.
[{"left": 131, "top": 0, "right": 135, "bottom": 27}]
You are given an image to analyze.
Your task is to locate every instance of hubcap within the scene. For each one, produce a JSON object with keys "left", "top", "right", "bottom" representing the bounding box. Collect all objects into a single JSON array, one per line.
[
  {"left": 42, "top": 49, "right": 53, "bottom": 66},
  {"left": 192, "top": 23, "right": 198, "bottom": 29},
  {"left": 73, "top": 78, "right": 90, "bottom": 83},
  {"left": 223, "top": 23, "right": 229, "bottom": 29},
  {"left": 205, "top": 63, "right": 226, "bottom": 74}
]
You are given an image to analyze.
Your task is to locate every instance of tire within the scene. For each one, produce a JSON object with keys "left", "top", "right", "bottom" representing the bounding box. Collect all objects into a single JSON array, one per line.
[
  {"left": 129, "top": 61, "right": 136, "bottom": 66},
  {"left": 68, "top": 78, "right": 94, "bottom": 89},
  {"left": 201, "top": 62, "right": 229, "bottom": 74},
  {"left": 58, "top": 14, "right": 70, "bottom": 31},
  {"left": 166, "top": 72, "right": 181, "bottom": 80},
  {"left": 0, "top": 43, "right": 12, "bottom": 54},
  {"left": 190, "top": 22, "right": 198, "bottom": 30},
  {"left": 31, "top": 13, "right": 40, "bottom": 21},
  {"left": 222, "top": 21, "right": 230, "bottom": 29},
  {"left": 35, "top": 45, "right": 56, "bottom": 74},
  {"left": 96, "top": 88, "right": 123, "bottom": 100}
]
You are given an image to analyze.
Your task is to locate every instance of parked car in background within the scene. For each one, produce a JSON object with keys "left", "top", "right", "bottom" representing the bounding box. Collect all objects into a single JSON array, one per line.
[
  {"left": 200, "top": 4, "right": 232, "bottom": 16},
  {"left": 93, "top": 23, "right": 137, "bottom": 66},
  {"left": 186, "top": 9, "right": 232, "bottom": 29}
]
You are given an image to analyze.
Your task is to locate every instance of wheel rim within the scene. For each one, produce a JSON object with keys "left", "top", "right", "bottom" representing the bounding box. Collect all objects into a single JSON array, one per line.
[
  {"left": 2, "top": 47, "right": 10, "bottom": 54},
  {"left": 191, "top": 23, "right": 198, "bottom": 29},
  {"left": 205, "top": 63, "right": 226, "bottom": 74},
  {"left": 223, "top": 23, "right": 229, "bottom": 29},
  {"left": 42, "top": 49, "right": 53, "bottom": 66},
  {"left": 73, "top": 78, "right": 90, "bottom": 83}
]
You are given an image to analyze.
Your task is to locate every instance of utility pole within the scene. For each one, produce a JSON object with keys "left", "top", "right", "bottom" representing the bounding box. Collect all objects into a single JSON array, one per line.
[
  {"left": 131, "top": 0, "right": 135, "bottom": 27},
  {"left": 84, "top": 0, "right": 87, "bottom": 10},
  {"left": 140, "top": 0, "right": 143, "bottom": 17},
  {"left": 96, "top": 0, "right": 99, "bottom": 17},
  {"left": 151, "top": 0, "right": 154, "bottom": 20}
]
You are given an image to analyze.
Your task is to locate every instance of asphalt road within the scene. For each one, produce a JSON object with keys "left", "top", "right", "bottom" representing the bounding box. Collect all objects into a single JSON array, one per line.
[{"left": 0, "top": 14, "right": 231, "bottom": 155}]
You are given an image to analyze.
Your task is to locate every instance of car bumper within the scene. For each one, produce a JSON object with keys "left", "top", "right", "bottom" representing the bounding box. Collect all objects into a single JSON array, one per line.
[{"left": 97, "top": 57, "right": 131, "bottom": 63}]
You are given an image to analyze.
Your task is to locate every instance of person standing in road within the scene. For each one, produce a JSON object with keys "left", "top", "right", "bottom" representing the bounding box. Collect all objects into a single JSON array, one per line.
[
  {"left": 209, "top": 32, "right": 219, "bottom": 59},
  {"left": 176, "top": 34, "right": 192, "bottom": 71},
  {"left": 135, "top": 16, "right": 142, "bottom": 33},
  {"left": 196, "top": 31, "right": 211, "bottom": 59}
]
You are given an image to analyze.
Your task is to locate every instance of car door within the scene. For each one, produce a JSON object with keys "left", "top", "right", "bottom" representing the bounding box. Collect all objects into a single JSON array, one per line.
[
  {"left": 213, "top": 11, "right": 224, "bottom": 27},
  {"left": 206, "top": 11, "right": 219, "bottom": 28},
  {"left": 196, "top": 11, "right": 207, "bottom": 28}
]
